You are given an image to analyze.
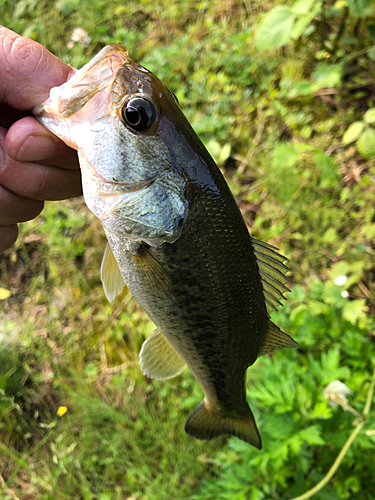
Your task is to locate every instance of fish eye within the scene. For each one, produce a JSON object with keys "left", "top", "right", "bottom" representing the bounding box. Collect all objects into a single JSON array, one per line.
[{"left": 121, "top": 97, "right": 157, "bottom": 132}]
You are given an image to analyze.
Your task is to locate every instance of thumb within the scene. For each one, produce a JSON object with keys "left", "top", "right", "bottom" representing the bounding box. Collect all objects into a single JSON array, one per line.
[{"left": 0, "top": 26, "right": 75, "bottom": 110}]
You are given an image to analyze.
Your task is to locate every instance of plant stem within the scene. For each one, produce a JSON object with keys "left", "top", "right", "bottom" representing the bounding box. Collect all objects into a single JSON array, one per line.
[
  {"left": 290, "top": 363, "right": 375, "bottom": 500},
  {"left": 0, "top": 443, "right": 29, "bottom": 468}
]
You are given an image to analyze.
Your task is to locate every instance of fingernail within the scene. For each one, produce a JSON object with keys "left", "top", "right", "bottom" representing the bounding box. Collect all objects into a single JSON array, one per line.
[{"left": 16, "top": 134, "right": 56, "bottom": 162}]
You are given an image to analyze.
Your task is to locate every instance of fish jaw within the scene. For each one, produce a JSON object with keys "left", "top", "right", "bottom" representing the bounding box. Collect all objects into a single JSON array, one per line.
[{"left": 32, "top": 44, "right": 129, "bottom": 149}]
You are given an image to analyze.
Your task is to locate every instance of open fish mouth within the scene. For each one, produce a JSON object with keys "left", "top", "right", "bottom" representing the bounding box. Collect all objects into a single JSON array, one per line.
[{"left": 33, "top": 44, "right": 129, "bottom": 119}]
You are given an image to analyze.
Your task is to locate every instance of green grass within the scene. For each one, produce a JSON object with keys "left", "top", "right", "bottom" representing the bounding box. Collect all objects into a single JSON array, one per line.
[{"left": 1, "top": 0, "right": 375, "bottom": 498}]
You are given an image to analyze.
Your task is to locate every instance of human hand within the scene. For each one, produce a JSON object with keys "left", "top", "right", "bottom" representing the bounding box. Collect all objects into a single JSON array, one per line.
[{"left": 0, "top": 26, "right": 82, "bottom": 252}]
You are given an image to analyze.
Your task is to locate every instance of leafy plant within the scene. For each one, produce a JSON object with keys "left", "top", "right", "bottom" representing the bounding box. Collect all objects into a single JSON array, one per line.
[{"left": 343, "top": 108, "right": 375, "bottom": 159}]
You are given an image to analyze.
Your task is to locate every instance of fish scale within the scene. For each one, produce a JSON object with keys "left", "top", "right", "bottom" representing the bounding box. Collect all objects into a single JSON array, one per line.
[{"left": 33, "top": 43, "right": 298, "bottom": 449}]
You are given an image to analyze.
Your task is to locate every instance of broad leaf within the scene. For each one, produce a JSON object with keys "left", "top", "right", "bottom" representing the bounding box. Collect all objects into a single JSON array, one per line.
[
  {"left": 312, "top": 64, "right": 343, "bottom": 89},
  {"left": 346, "top": 0, "right": 372, "bottom": 15},
  {"left": 342, "top": 121, "right": 365, "bottom": 145},
  {"left": 357, "top": 127, "right": 375, "bottom": 159},
  {"left": 364, "top": 108, "right": 375, "bottom": 124},
  {"left": 343, "top": 299, "right": 367, "bottom": 324},
  {"left": 291, "top": 0, "right": 318, "bottom": 15},
  {"left": 291, "top": 12, "right": 316, "bottom": 39},
  {"left": 255, "top": 7, "right": 296, "bottom": 50},
  {"left": 314, "top": 151, "right": 338, "bottom": 188}
]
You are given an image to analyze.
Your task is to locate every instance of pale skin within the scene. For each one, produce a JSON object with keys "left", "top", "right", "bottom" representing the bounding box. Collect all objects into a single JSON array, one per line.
[{"left": 0, "top": 26, "right": 81, "bottom": 252}]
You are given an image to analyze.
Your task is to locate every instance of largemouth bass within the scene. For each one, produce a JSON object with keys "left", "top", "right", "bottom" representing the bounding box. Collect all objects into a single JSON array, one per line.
[{"left": 33, "top": 44, "right": 297, "bottom": 449}]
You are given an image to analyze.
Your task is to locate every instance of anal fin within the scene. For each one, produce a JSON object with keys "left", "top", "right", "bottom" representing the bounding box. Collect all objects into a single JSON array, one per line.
[
  {"left": 139, "top": 328, "right": 187, "bottom": 380},
  {"left": 259, "top": 321, "right": 298, "bottom": 356}
]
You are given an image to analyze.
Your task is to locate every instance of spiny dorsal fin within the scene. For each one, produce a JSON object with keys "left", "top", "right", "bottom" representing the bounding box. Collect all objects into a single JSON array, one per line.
[
  {"left": 251, "top": 237, "right": 291, "bottom": 315},
  {"left": 259, "top": 321, "right": 298, "bottom": 356},
  {"left": 139, "top": 328, "right": 187, "bottom": 380},
  {"left": 100, "top": 242, "right": 126, "bottom": 302}
]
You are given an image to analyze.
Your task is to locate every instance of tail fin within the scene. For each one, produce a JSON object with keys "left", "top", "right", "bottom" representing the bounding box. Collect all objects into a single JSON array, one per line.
[{"left": 185, "top": 399, "right": 262, "bottom": 450}]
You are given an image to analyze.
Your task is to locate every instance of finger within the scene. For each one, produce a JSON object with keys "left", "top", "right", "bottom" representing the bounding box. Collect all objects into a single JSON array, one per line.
[
  {"left": 0, "top": 184, "right": 44, "bottom": 224},
  {"left": 6, "top": 116, "right": 79, "bottom": 169},
  {"left": 0, "top": 127, "right": 82, "bottom": 201},
  {"left": 0, "top": 152, "right": 82, "bottom": 201},
  {"left": 0, "top": 26, "right": 75, "bottom": 109},
  {"left": 0, "top": 224, "right": 18, "bottom": 252}
]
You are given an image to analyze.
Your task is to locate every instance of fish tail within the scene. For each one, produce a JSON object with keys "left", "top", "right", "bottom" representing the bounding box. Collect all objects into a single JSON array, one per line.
[{"left": 185, "top": 399, "right": 262, "bottom": 450}]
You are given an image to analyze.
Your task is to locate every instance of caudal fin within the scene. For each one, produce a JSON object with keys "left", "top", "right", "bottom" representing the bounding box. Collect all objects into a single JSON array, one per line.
[{"left": 185, "top": 399, "right": 262, "bottom": 450}]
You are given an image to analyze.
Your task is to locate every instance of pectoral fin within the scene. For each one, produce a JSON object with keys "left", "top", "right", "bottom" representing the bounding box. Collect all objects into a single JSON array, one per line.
[
  {"left": 100, "top": 243, "right": 126, "bottom": 302},
  {"left": 139, "top": 328, "right": 187, "bottom": 380},
  {"left": 259, "top": 321, "right": 298, "bottom": 356},
  {"left": 129, "top": 244, "right": 179, "bottom": 298}
]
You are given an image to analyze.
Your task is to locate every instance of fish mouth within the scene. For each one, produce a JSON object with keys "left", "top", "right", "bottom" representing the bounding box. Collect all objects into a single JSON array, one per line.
[{"left": 33, "top": 44, "right": 129, "bottom": 119}]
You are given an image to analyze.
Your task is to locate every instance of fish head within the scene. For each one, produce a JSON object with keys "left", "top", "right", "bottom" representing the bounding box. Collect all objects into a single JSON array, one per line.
[{"left": 33, "top": 44, "right": 204, "bottom": 246}]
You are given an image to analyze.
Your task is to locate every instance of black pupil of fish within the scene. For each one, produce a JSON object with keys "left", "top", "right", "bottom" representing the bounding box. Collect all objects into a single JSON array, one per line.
[{"left": 122, "top": 98, "right": 155, "bottom": 132}]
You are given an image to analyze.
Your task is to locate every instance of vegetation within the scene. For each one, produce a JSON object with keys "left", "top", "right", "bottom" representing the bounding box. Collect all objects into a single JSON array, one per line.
[{"left": 1, "top": 0, "right": 375, "bottom": 498}]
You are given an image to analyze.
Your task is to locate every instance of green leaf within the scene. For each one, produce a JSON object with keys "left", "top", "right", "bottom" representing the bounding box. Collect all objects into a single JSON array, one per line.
[
  {"left": 255, "top": 7, "right": 296, "bottom": 50},
  {"left": 289, "top": 80, "right": 314, "bottom": 97},
  {"left": 312, "top": 64, "right": 343, "bottom": 89},
  {"left": 299, "top": 425, "right": 325, "bottom": 446},
  {"left": 342, "top": 121, "right": 365, "bottom": 145},
  {"left": 0, "top": 288, "right": 11, "bottom": 300},
  {"left": 327, "top": 261, "right": 351, "bottom": 281},
  {"left": 205, "top": 140, "right": 231, "bottom": 165},
  {"left": 291, "top": 12, "right": 316, "bottom": 39},
  {"left": 272, "top": 143, "right": 299, "bottom": 170},
  {"left": 368, "top": 46, "right": 375, "bottom": 61},
  {"left": 364, "top": 108, "right": 375, "bottom": 124},
  {"left": 314, "top": 151, "right": 338, "bottom": 188},
  {"left": 291, "top": 0, "right": 318, "bottom": 15},
  {"left": 343, "top": 299, "right": 367, "bottom": 324},
  {"left": 85, "top": 362, "right": 98, "bottom": 378},
  {"left": 346, "top": 0, "right": 372, "bottom": 15},
  {"left": 357, "top": 128, "right": 375, "bottom": 159},
  {"left": 368, "top": 25, "right": 375, "bottom": 39}
]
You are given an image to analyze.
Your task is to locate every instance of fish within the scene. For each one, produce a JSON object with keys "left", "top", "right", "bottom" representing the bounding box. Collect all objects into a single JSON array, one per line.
[{"left": 33, "top": 43, "right": 297, "bottom": 449}]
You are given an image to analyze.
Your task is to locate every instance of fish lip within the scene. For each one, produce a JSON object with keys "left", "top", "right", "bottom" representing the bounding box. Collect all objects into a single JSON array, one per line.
[{"left": 32, "top": 44, "right": 130, "bottom": 118}]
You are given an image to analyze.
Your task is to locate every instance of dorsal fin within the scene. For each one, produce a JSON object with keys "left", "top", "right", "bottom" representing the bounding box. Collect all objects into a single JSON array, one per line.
[
  {"left": 259, "top": 321, "right": 298, "bottom": 355},
  {"left": 251, "top": 237, "right": 291, "bottom": 315},
  {"left": 139, "top": 328, "right": 187, "bottom": 380},
  {"left": 100, "top": 243, "right": 126, "bottom": 302}
]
